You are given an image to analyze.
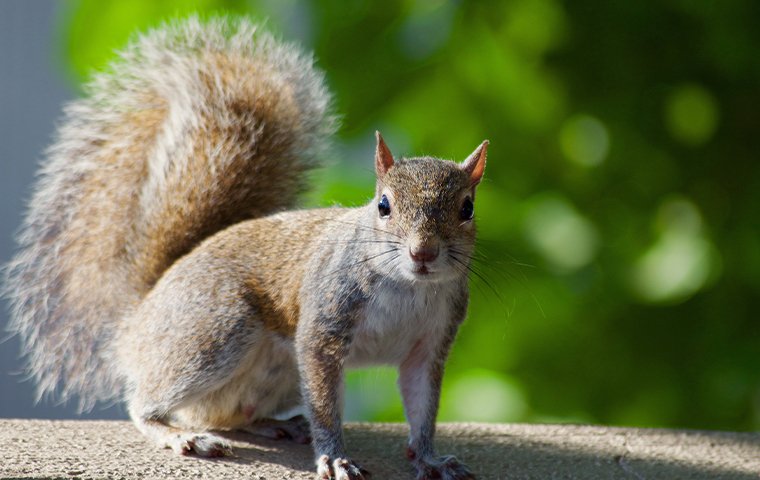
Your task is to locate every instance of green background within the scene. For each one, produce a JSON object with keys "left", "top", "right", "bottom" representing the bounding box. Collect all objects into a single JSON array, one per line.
[{"left": 57, "top": 0, "right": 759, "bottom": 431}]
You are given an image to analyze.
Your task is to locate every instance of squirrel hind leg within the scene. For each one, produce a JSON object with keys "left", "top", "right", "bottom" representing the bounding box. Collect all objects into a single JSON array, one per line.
[
  {"left": 128, "top": 405, "right": 233, "bottom": 457},
  {"left": 240, "top": 414, "right": 311, "bottom": 444}
]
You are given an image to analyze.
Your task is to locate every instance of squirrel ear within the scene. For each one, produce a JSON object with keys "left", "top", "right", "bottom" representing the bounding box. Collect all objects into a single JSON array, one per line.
[
  {"left": 375, "top": 131, "right": 395, "bottom": 176},
  {"left": 461, "top": 140, "right": 489, "bottom": 186}
]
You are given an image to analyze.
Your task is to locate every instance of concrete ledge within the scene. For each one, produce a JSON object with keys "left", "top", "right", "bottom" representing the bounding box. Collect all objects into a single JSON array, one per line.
[{"left": 1, "top": 420, "right": 758, "bottom": 479}]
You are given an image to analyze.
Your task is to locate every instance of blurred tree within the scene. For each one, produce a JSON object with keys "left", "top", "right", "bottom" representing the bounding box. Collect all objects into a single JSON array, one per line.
[{"left": 58, "top": 0, "right": 760, "bottom": 431}]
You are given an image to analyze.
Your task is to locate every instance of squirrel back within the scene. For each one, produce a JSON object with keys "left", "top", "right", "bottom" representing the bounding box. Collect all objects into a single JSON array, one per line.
[{"left": 4, "top": 16, "right": 335, "bottom": 410}]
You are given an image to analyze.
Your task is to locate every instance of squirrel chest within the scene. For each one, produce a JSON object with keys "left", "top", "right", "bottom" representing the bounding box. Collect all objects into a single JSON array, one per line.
[
  {"left": 7, "top": 15, "right": 485, "bottom": 477},
  {"left": 346, "top": 280, "right": 457, "bottom": 367}
]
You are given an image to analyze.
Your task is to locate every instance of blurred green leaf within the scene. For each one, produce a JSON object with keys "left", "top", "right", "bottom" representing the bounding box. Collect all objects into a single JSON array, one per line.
[
  {"left": 62, "top": 0, "right": 251, "bottom": 83},
  {"left": 57, "top": 0, "right": 760, "bottom": 431}
]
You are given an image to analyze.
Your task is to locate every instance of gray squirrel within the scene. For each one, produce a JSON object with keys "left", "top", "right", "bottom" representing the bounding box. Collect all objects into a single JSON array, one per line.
[{"left": 4, "top": 17, "right": 487, "bottom": 480}]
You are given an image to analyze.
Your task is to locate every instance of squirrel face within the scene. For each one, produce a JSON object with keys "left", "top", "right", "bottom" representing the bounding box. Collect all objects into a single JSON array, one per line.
[{"left": 371, "top": 133, "right": 488, "bottom": 283}]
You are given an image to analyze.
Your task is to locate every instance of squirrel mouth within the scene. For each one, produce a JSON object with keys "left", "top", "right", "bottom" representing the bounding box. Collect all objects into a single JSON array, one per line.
[{"left": 413, "top": 264, "right": 431, "bottom": 275}]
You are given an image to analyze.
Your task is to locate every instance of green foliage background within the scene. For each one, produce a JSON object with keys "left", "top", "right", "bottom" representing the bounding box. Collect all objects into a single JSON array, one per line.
[{"left": 59, "top": 0, "right": 760, "bottom": 431}]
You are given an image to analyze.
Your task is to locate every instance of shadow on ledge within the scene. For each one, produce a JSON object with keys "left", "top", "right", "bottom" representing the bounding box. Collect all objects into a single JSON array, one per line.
[{"left": 1, "top": 420, "right": 758, "bottom": 479}]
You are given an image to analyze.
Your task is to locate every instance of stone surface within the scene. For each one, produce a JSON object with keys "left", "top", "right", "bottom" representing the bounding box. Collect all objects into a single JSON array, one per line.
[{"left": 0, "top": 420, "right": 758, "bottom": 479}]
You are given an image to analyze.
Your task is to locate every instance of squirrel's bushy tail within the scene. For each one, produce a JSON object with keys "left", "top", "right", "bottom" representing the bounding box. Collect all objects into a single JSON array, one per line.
[{"left": 4, "top": 16, "right": 335, "bottom": 411}]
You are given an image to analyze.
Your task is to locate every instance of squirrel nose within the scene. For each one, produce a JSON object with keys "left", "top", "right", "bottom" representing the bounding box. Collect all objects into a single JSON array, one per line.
[{"left": 410, "top": 244, "right": 439, "bottom": 263}]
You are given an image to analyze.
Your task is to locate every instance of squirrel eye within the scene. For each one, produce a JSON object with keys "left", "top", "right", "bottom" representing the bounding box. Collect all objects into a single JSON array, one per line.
[
  {"left": 378, "top": 194, "right": 391, "bottom": 218},
  {"left": 460, "top": 197, "right": 474, "bottom": 221}
]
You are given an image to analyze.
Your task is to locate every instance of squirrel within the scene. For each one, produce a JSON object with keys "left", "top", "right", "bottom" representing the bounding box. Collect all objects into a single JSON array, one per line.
[{"left": 4, "top": 16, "right": 487, "bottom": 480}]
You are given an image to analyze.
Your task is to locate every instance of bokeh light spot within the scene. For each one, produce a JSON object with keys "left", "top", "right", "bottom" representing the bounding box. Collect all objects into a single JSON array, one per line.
[
  {"left": 504, "top": 0, "right": 566, "bottom": 55},
  {"left": 524, "top": 194, "right": 599, "bottom": 271},
  {"left": 631, "top": 197, "right": 719, "bottom": 304},
  {"left": 665, "top": 84, "right": 719, "bottom": 146},
  {"left": 559, "top": 114, "right": 610, "bottom": 167},
  {"left": 441, "top": 370, "right": 527, "bottom": 422}
]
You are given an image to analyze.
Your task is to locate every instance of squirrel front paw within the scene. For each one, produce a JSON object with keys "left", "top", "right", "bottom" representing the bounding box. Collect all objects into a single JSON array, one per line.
[
  {"left": 316, "top": 454, "right": 370, "bottom": 480},
  {"left": 412, "top": 454, "right": 475, "bottom": 480}
]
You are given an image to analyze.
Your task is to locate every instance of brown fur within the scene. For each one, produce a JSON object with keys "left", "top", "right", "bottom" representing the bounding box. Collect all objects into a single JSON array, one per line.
[
  {"left": 4, "top": 16, "right": 334, "bottom": 410},
  {"left": 5, "top": 17, "right": 487, "bottom": 480}
]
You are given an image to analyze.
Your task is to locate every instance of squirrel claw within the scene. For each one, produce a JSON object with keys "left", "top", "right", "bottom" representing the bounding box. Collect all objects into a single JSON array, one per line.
[
  {"left": 414, "top": 455, "right": 475, "bottom": 480},
  {"left": 168, "top": 433, "right": 232, "bottom": 458},
  {"left": 316, "top": 454, "right": 370, "bottom": 480}
]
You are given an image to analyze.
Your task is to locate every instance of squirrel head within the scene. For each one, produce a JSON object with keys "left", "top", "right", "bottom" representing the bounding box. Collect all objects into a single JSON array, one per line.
[{"left": 370, "top": 131, "right": 488, "bottom": 283}]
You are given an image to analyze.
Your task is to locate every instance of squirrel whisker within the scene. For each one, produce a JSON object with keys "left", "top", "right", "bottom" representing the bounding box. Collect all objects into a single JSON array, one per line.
[{"left": 4, "top": 16, "right": 487, "bottom": 479}]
